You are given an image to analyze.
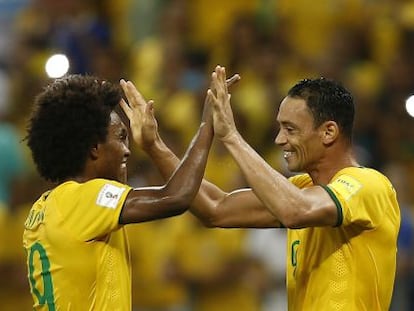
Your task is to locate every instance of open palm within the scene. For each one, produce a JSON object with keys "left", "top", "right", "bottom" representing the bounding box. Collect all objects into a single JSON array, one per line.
[{"left": 120, "top": 80, "right": 158, "bottom": 150}]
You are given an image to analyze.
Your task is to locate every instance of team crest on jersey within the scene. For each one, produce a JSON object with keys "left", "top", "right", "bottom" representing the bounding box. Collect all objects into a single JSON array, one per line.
[
  {"left": 96, "top": 184, "right": 126, "bottom": 209},
  {"left": 330, "top": 175, "right": 362, "bottom": 200}
]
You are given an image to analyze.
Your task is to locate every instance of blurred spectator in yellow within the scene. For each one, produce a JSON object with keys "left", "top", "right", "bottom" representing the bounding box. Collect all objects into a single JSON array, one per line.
[
  {"left": 0, "top": 202, "right": 33, "bottom": 310},
  {"left": 171, "top": 214, "right": 262, "bottom": 311},
  {"left": 187, "top": 0, "right": 259, "bottom": 55},
  {"left": 127, "top": 217, "right": 191, "bottom": 311},
  {"left": 245, "top": 228, "right": 287, "bottom": 311}
]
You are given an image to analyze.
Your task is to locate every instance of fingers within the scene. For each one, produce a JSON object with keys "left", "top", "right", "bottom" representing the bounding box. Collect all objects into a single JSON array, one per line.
[
  {"left": 120, "top": 79, "right": 147, "bottom": 108},
  {"left": 119, "top": 98, "right": 133, "bottom": 120},
  {"left": 211, "top": 67, "right": 228, "bottom": 104},
  {"left": 206, "top": 88, "right": 217, "bottom": 106},
  {"left": 212, "top": 65, "right": 228, "bottom": 93},
  {"left": 146, "top": 100, "right": 155, "bottom": 116},
  {"left": 147, "top": 99, "right": 154, "bottom": 109},
  {"left": 226, "top": 74, "right": 241, "bottom": 88},
  {"left": 220, "top": 66, "right": 228, "bottom": 94}
]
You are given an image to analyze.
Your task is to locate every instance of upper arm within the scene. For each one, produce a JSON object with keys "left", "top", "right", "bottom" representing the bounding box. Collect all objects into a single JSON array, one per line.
[
  {"left": 191, "top": 185, "right": 282, "bottom": 228},
  {"left": 119, "top": 186, "right": 191, "bottom": 224},
  {"left": 285, "top": 186, "right": 339, "bottom": 228}
]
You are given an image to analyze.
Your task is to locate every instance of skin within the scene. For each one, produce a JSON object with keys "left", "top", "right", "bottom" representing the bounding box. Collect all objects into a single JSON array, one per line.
[
  {"left": 91, "top": 112, "right": 130, "bottom": 184},
  {"left": 75, "top": 78, "right": 216, "bottom": 225},
  {"left": 275, "top": 97, "right": 327, "bottom": 174},
  {"left": 131, "top": 65, "right": 358, "bottom": 229},
  {"left": 70, "top": 112, "right": 130, "bottom": 184}
]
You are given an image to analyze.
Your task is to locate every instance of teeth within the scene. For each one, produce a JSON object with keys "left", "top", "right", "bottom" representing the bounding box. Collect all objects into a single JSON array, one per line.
[{"left": 283, "top": 151, "right": 293, "bottom": 159}]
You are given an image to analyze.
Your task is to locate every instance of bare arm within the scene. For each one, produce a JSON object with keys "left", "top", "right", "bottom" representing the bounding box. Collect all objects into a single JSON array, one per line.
[
  {"left": 216, "top": 132, "right": 337, "bottom": 228},
  {"left": 118, "top": 80, "right": 214, "bottom": 224},
  {"left": 210, "top": 66, "right": 338, "bottom": 228},
  {"left": 125, "top": 68, "right": 281, "bottom": 228}
]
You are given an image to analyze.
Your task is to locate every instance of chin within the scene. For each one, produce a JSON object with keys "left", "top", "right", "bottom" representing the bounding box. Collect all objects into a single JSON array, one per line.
[
  {"left": 287, "top": 163, "right": 303, "bottom": 173},
  {"left": 119, "top": 170, "right": 128, "bottom": 184}
]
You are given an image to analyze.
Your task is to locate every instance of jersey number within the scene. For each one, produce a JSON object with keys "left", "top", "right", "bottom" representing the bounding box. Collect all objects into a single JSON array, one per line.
[
  {"left": 291, "top": 240, "right": 300, "bottom": 277},
  {"left": 28, "top": 242, "right": 56, "bottom": 310}
]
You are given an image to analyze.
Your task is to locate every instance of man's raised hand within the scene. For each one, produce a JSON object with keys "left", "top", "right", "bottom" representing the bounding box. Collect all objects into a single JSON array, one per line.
[
  {"left": 209, "top": 65, "right": 239, "bottom": 142},
  {"left": 120, "top": 79, "right": 158, "bottom": 150}
]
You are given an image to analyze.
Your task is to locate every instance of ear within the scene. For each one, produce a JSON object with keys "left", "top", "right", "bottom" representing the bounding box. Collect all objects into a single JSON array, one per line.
[
  {"left": 321, "top": 121, "right": 339, "bottom": 145},
  {"left": 90, "top": 144, "right": 99, "bottom": 160}
]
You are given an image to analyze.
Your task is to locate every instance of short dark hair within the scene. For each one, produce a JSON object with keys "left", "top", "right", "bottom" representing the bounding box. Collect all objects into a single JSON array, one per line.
[
  {"left": 287, "top": 77, "right": 355, "bottom": 142},
  {"left": 26, "top": 74, "right": 122, "bottom": 182}
]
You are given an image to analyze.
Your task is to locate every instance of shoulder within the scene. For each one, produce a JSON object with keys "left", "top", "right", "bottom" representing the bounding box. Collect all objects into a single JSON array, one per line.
[
  {"left": 52, "top": 179, "right": 132, "bottom": 200},
  {"left": 288, "top": 173, "right": 313, "bottom": 188},
  {"left": 329, "top": 167, "right": 395, "bottom": 197},
  {"left": 335, "top": 167, "right": 392, "bottom": 186},
  {"left": 83, "top": 179, "right": 131, "bottom": 192}
]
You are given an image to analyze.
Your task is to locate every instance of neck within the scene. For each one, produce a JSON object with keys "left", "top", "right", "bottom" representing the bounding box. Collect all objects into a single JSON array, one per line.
[
  {"left": 61, "top": 175, "right": 92, "bottom": 184},
  {"left": 308, "top": 151, "right": 359, "bottom": 184}
]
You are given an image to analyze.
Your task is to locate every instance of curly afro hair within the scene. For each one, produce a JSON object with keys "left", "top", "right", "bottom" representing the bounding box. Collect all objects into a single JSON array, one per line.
[
  {"left": 287, "top": 77, "right": 355, "bottom": 142},
  {"left": 26, "top": 74, "right": 122, "bottom": 182}
]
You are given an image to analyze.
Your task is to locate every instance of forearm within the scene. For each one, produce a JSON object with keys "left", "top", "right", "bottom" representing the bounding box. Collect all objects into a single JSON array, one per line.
[
  {"left": 160, "top": 121, "right": 214, "bottom": 203},
  {"left": 145, "top": 129, "right": 227, "bottom": 223},
  {"left": 145, "top": 134, "right": 180, "bottom": 180},
  {"left": 221, "top": 132, "right": 306, "bottom": 224},
  {"left": 170, "top": 122, "right": 212, "bottom": 181}
]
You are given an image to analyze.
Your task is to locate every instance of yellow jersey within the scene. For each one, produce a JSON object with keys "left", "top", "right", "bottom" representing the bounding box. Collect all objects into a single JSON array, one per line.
[
  {"left": 287, "top": 167, "right": 400, "bottom": 311},
  {"left": 23, "top": 179, "right": 132, "bottom": 311}
]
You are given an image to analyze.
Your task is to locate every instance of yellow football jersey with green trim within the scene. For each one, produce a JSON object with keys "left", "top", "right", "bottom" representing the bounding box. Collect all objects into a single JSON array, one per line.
[
  {"left": 287, "top": 167, "right": 400, "bottom": 311},
  {"left": 23, "top": 179, "right": 132, "bottom": 311}
]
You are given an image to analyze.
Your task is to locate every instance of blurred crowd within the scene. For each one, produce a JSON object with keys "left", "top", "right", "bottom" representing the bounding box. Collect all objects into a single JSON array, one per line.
[{"left": 1, "top": 0, "right": 414, "bottom": 310}]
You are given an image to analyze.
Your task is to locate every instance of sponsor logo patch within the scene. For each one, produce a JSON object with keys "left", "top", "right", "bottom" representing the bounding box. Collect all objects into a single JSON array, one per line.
[
  {"left": 96, "top": 184, "right": 126, "bottom": 209},
  {"left": 330, "top": 175, "right": 362, "bottom": 200}
]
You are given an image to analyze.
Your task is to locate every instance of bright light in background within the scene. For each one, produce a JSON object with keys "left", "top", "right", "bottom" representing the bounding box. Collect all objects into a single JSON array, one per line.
[
  {"left": 45, "top": 54, "right": 69, "bottom": 78},
  {"left": 405, "top": 95, "right": 414, "bottom": 118}
]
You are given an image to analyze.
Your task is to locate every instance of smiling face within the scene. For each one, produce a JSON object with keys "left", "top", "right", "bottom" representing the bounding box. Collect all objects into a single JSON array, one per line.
[
  {"left": 274, "top": 96, "right": 326, "bottom": 173},
  {"left": 95, "top": 111, "right": 130, "bottom": 183}
]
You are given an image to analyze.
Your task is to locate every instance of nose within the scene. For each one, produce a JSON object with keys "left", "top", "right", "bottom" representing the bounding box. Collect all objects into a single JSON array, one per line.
[
  {"left": 124, "top": 144, "right": 131, "bottom": 158},
  {"left": 274, "top": 130, "right": 286, "bottom": 146}
]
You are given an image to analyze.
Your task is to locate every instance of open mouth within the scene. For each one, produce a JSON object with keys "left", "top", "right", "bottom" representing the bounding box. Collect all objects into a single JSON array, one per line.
[{"left": 283, "top": 151, "right": 294, "bottom": 159}]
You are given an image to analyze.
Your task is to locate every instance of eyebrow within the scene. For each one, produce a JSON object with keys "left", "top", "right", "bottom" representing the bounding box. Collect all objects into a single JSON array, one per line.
[{"left": 279, "top": 120, "right": 298, "bottom": 128}]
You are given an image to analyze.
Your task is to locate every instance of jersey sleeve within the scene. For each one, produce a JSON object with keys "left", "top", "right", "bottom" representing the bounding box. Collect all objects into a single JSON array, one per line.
[
  {"left": 58, "top": 179, "right": 132, "bottom": 241},
  {"left": 323, "top": 170, "right": 391, "bottom": 229},
  {"left": 288, "top": 173, "right": 312, "bottom": 188}
]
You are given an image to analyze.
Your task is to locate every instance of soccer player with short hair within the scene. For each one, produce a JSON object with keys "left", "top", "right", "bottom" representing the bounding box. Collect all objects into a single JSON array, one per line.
[{"left": 138, "top": 65, "right": 400, "bottom": 310}]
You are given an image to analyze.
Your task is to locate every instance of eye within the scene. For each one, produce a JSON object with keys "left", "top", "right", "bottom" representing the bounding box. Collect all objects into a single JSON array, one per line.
[
  {"left": 119, "top": 131, "right": 128, "bottom": 141},
  {"left": 282, "top": 125, "right": 295, "bottom": 134},
  {"left": 279, "top": 122, "right": 297, "bottom": 135}
]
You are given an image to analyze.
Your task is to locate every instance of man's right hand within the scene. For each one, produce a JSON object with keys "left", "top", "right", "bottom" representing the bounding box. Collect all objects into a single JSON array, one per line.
[
  {"left": 120, "top": 79, "right": 159, "bottom": 151},
  {"left": 202, "top": 70, "right": 241, "bottom": 124},
  {"left": 209, "top": 66, "right": 239, "bottom": 143},
  {"left": 119, "top": 72, "right": 239, "bottom": 152}
]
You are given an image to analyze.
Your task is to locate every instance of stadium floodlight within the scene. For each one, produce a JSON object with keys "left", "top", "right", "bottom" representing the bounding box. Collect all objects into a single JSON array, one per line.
[
  {"left": 45, "top": 54, "right": 70, "bottom": 78},
  {"left": 405, "top": 95, "right": 414, "bottom": 118}
]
